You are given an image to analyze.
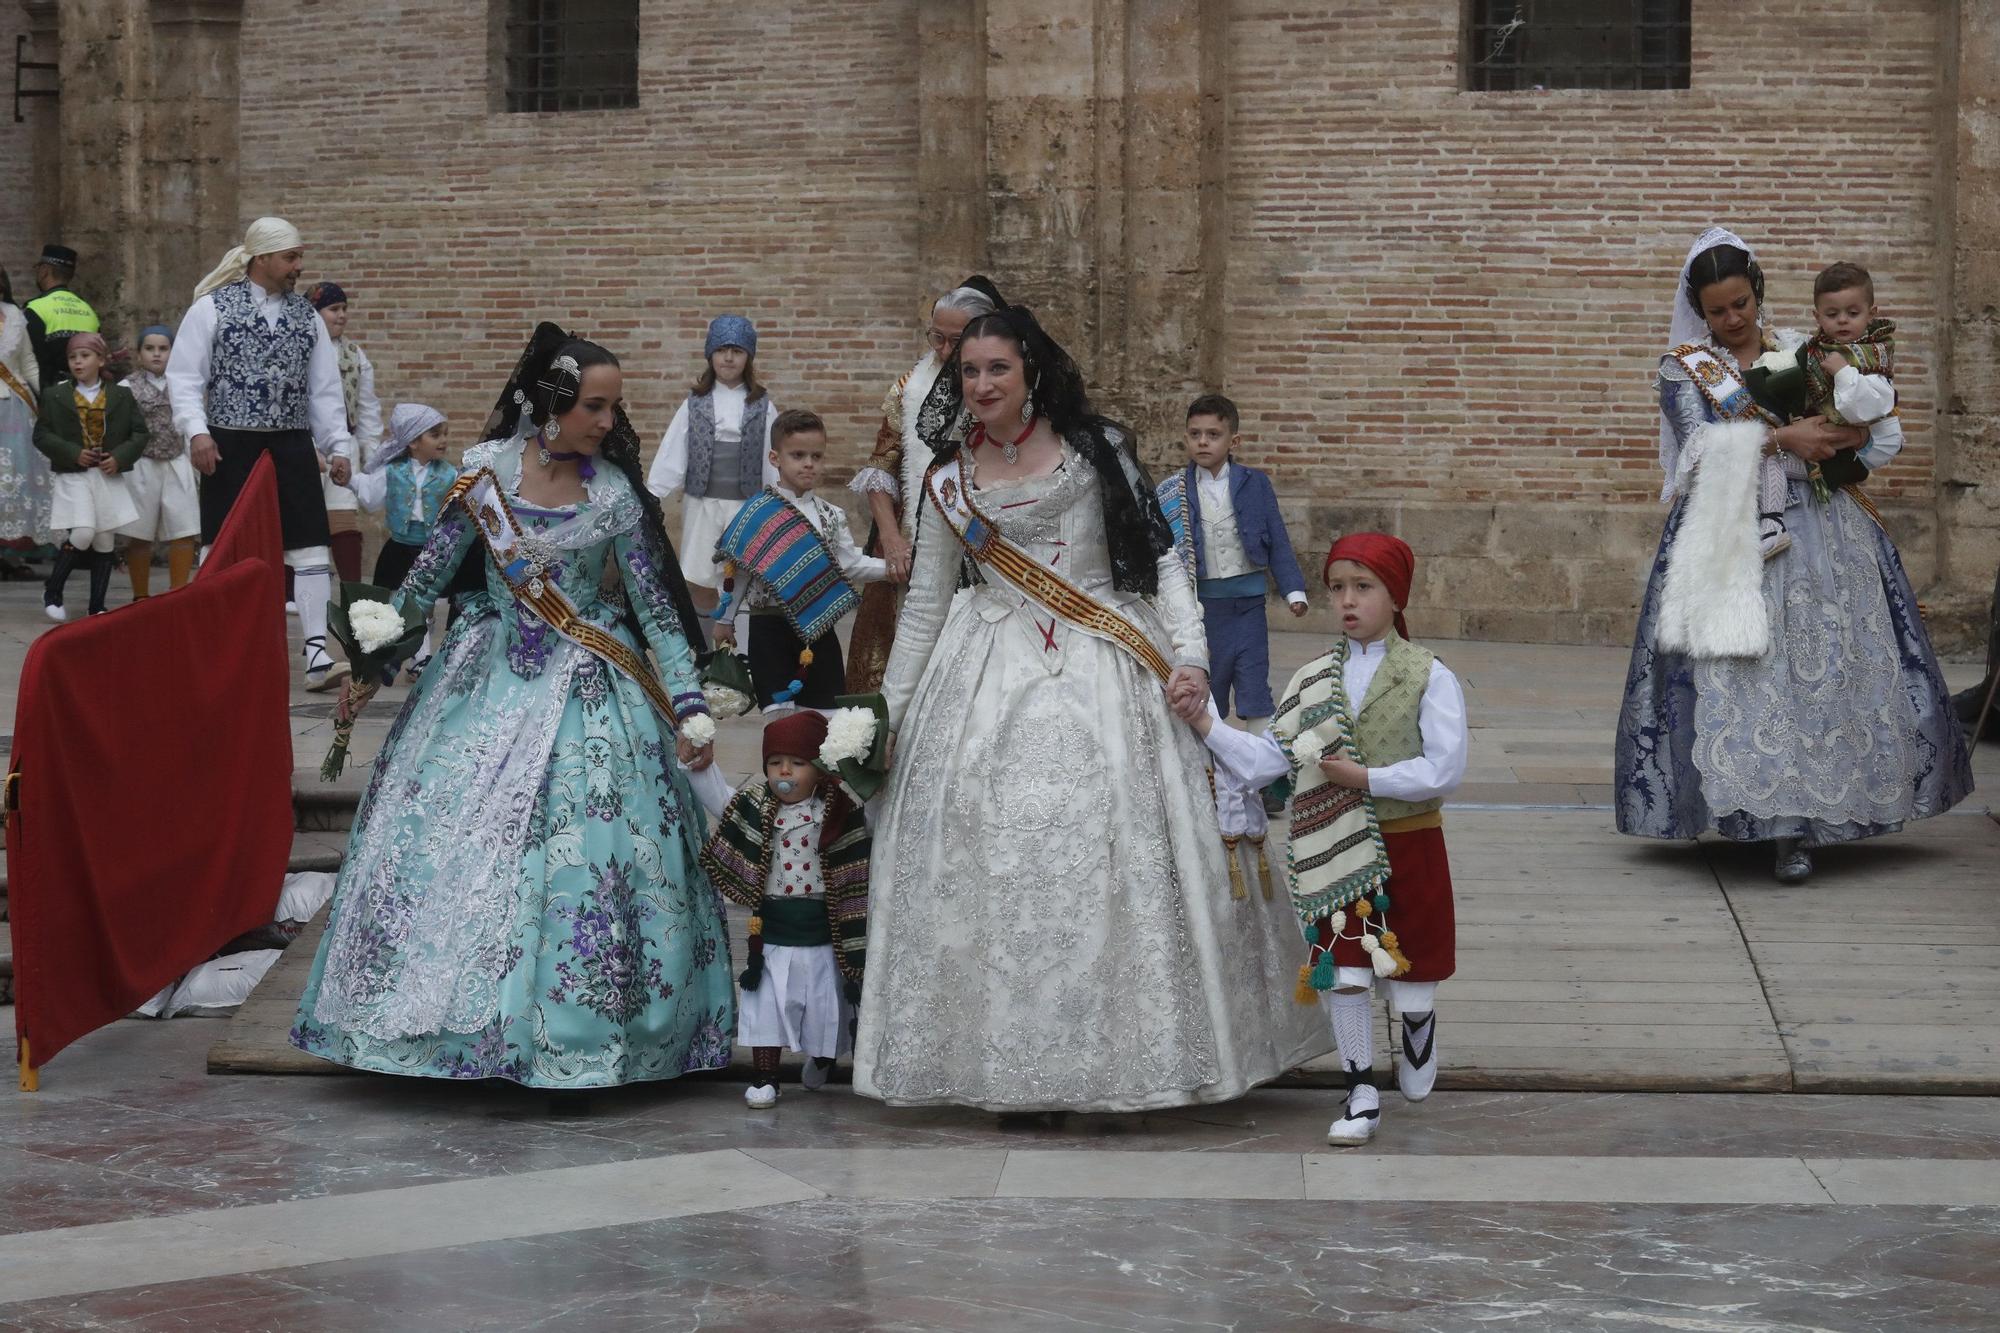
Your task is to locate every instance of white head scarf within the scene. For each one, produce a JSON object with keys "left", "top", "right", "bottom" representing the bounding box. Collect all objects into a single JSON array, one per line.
[
  {"left": 371, "top": 402, "right": 447, "bottom": 471},
  {"left": 1658, "top": 225, "right": 1756, "bottom": 493},
  {"left": 192, "top": 217, "right": 306, "bottom": 300}
]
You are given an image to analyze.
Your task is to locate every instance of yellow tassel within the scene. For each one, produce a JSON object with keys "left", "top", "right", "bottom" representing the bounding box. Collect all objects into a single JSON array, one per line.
[
  {"left": 1222, "top": 836, "right": 1247, "bottom": 900},
  {"left": 1354, "top": 898, "right": 1373, "bottom": 920},
  {"left": 799, "top": 648, "right": 815, "bottom": 667},
  {"left": 1295, "top": 963, "right": 1318, "bottom": 1006},
  {"left": 1251, "top": 836, "right": 1273, "bottom": 900},
  {"left": 747, "top": 915, "right": 762, "bottom": 935}
]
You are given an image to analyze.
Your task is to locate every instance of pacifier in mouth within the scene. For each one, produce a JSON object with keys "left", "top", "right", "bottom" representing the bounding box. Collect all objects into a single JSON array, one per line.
[{"left": 772, "top": 778, "right": 798, "bottom": 796}]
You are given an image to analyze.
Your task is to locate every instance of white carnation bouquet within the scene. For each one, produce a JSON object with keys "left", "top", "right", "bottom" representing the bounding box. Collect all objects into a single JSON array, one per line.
[
  {"left": 320, "top": 583, "right": 429, "bottom": 781},
  {"left": 817, "top": 694, "right": 889, "bottom": 800}
]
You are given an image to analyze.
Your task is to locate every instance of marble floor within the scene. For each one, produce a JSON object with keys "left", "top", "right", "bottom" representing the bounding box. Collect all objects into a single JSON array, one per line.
[{"left": 5, "top": 1017, "right": 2000, "bottom": 1330}]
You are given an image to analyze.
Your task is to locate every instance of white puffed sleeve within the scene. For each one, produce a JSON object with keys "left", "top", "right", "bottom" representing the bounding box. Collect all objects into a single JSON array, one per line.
[
  {"left": 880, "top": 504, "right": 958, "bottom": 733},
  {"left": 1151, "top": 552, "right": 1209, "bottom": 672}
]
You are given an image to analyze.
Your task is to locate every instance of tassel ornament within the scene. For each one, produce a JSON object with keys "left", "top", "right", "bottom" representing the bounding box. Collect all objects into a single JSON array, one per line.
[
  {"left": 1223, "top": 835, "right": 1248, "bottom": 900},
  {"left": 1251, "top": 835, "right": 1273, "bottom": 900}
]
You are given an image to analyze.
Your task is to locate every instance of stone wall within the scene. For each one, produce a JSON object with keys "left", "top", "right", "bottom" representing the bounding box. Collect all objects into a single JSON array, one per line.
[
  {"left": 22, "top": 0, "right": 1991, "bottom": 647},
  {"left": 0, "top": 1, "right": 43, "bottom": 288}
]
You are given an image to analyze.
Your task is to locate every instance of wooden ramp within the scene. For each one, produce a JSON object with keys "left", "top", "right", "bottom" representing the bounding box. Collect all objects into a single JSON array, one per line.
[{"left": 206, "top": 909, "right": 344, "bottom": 1075}]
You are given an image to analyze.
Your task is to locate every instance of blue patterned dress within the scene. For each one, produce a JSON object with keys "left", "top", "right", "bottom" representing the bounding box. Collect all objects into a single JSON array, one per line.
[
  {"left": 1616, "top": 342, "right": 1972, "bottom": 847},
  {"left": 291, "top": 438, "right": 735, "bottom": 1087}
]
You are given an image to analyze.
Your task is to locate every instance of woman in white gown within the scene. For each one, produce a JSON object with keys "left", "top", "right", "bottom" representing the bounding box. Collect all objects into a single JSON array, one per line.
[{"left": 852, "top": 306, "right": 1328, "bottom": 1112}]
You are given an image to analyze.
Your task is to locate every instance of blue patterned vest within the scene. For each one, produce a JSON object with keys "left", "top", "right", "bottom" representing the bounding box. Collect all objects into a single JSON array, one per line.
[
  {"left": 382, "top": 459, "right": 456, "bottom": 546},
  {"left": 205, "top": 280, "right": 319, "bottom": 431},
  {"left": 684, "top": 391, "right": 768, "bottom": 500}
]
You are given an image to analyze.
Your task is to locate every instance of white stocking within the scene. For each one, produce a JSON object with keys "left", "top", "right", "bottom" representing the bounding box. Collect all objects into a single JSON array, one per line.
[
  {"left": 1325, "top": 985, "right": 1377, "bottom": 1111},
  {"left": 293, "top": 562, "right": 332, "bottom": 664}
]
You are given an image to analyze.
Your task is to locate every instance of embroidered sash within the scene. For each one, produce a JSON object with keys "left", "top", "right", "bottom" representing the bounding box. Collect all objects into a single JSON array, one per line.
[
  {"left": 926, "top": 454, "right": 1172, "bottom": 683},
  {"left": 449, "top": 468, "right": 682, "bottom": 735},
  {"left": 0, "top": 362, "right": 35, "bottom": 419},
  {"left": 1667, "top": 343, "right": 1775, "bottom": 427},
  {"left": 1270, "top": 640, "right": 1392, "bottom": 934},
  {"left": 716, "top": 487, "right": 858, "bottom": 642},
  {"left": 1156, "top": 469, "right": 1197, "bottom": 580}
]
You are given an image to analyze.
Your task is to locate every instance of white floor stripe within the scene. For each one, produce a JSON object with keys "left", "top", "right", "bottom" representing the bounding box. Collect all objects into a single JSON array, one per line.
[{"left": 3, "top": 1150, "right": 1997, "bottom": 1305}]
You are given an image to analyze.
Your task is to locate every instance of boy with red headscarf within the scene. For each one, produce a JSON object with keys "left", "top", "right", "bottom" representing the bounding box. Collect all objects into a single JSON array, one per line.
[
  {"left": 700, "top": 709, "right": 871, "bottom": 1108},
  {"left": 1196, "top": 532, "right": 1467, "bottom": 1146}
]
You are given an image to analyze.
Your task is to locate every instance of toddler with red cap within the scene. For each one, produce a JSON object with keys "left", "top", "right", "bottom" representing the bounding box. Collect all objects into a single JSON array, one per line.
[
  {"left": 1196, "top": 531, "right": 1467, "bottom": 1146},
  {"left": 699, "top": 709, "right": 871, "bottom": 1108}
]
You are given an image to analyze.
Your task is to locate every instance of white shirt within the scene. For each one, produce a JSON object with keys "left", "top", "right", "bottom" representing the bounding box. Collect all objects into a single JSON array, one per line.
[
  {"left": 164, "top": 279, "right": 354, "bottom": 462},
  {"left": 73, "top": 379, "right": 104, "bottom": 404},
  {"left": 1195, "top": 462, "right": 1307, "bottom": 606},
  {"left": 647, "top": 382, "right": 778, "bottom": 497},
  {"left": 335, "top": 338, "right": 384, "bottom": 463},
  {"left": 763, "top": 794, "right": 827, "bottom": 898},
  {"left": 1202, "top": 637, "right": 1469, "bottom": 803}
]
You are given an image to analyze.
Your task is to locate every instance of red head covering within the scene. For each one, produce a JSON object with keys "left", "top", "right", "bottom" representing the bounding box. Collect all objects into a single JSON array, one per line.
[
  {"left": 762, "top": 709, "right": 829, "bottom": 763},
  {"left": 1323, "top": 532, "right": 1415, "bottom": 639}
]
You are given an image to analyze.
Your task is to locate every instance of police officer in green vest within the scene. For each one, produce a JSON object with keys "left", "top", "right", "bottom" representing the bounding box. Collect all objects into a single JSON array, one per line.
[{"left": 24, "top": 244, "right": 100, "bottom": 388}]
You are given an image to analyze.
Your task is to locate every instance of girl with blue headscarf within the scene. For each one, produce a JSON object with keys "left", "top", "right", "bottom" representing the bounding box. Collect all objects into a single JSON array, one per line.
[
  {"left": 118, "top": 323, "right": 200, "bottom": 595},
  {"left": 644, "top": 314, "right": 778, "bottom": 619}
]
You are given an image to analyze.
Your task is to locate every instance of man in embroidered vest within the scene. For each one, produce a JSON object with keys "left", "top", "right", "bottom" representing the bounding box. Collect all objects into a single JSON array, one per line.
[{"left": 167, "top": 217, "right": 357, "bottom": 690}]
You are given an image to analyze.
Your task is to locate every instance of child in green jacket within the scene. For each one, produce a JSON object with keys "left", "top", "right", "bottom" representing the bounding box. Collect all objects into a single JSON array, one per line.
[{"left": 35, "top": 332, "right": 146, "bottom": 618}]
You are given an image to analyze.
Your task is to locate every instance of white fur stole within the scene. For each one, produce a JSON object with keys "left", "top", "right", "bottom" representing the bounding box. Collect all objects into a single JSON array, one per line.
[{"left": 1655, "top": 419, "right": 1771, "bottom": 660}]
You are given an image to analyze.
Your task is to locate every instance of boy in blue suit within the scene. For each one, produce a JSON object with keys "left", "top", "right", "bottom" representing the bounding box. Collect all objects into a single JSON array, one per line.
[{"left": 1163, "top": 394, "right": 1308, "bottom": 735}]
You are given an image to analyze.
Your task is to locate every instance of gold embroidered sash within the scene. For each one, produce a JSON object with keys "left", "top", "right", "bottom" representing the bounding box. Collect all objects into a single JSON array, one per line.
[
  {"left": 451, "top": 468, "right": 682, "bottom": 735},
  {"left": 924, "top": 454, "right": 1172, "bottom": 683}
]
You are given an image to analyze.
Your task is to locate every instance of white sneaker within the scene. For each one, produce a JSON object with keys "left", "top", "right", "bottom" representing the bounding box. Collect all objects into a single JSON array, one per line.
[
  {"left": 43, "top": 603, "right": 66, "bottom": 622},
  {"left": 800, "top": 1057, "right": 833, "bottom": 1090},
  {"left": 285, "top": 600, "right": 299, "bottom": 615},
  {"left": 744, "top": 1083, "right": 779, "bottom": 1109},
  {"left": 1326, "top": 1088, "right": 1381, "bottom": 1146},
  {"left": 1397, "top": 1013, "right": 1438, "bottom": 1102},
  {"left": 1758, "top": 517, "right": 1791, "bottom": 562}
]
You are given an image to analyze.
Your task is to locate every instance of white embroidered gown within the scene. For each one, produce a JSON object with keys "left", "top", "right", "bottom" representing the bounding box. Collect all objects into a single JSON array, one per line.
[{"left": 853, "top": 449, "right": 1329, "bottom": 1111}]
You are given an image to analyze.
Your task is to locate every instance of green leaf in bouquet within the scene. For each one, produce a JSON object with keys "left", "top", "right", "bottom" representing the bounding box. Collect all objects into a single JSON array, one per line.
[
  {"left": 826, "top": 691, "right": 890, "bottom": 801},
  {"left": 699, "top": 648, "right": 758, "bottom": 718}
]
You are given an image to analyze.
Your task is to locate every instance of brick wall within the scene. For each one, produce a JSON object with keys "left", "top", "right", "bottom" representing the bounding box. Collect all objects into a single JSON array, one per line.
[
  {"left": 221, "top": 0, "right": 1962, "bottom": 645},
  {"left": 1223, "top": 0, "right": 1947, "bottom": 642},
  {"left": 237, "top": 0, "right": 922, "bottom": 513}
]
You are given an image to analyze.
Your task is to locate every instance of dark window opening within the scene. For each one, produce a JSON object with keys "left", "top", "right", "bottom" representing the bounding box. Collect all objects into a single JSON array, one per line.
[
  {"left": 503, "top": 0, "right": 639, "bottom": 113},
  {"left": 1465, "top": 0, "right": 1691, "bottom": 92}
]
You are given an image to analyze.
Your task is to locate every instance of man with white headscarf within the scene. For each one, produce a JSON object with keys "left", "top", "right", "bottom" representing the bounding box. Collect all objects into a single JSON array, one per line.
[{"left": 166, "top": 217, "right": 356, "bottom": 690}]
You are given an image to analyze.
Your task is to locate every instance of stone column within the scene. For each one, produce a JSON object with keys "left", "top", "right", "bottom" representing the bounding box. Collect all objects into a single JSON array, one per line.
[
  {"left": 922, "top": 0, "right": 1226, "bottom": 473},
  {"left": 42, "top": 0, "right": 241, "bottom": 338},
  {"left": 1937, "top": 0, "right": 2000, "bottom": 648}
]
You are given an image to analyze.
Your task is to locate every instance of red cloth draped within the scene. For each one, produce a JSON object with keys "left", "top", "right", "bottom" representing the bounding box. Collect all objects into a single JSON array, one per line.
[{"left": 10, "top": 456, "right": 292, "bottom": 1081}]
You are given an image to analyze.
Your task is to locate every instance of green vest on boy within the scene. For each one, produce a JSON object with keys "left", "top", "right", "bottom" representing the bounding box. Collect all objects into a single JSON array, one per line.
[{"left": 1351, "top": 633, "right": 1442, "bottom": 825}]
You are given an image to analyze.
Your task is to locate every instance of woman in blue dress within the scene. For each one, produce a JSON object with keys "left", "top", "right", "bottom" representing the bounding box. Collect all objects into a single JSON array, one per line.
[
  {"left": 291, "top": 325, "right": 735, "bottom": 1086},
  {"left": 1616, "top": 228, "right": 1971, "bottom": 883}
]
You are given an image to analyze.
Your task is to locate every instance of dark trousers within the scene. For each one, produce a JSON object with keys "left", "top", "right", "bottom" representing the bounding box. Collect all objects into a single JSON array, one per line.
[
  {"left": 372, "top": 538, "right": 422, "bottom": 593},
  {"left": 1203, "top": 593, "right": 1274, "bottom": 718},
  {"left": 747, "top": 613, "right": 845, "bottom": 709},
  {"left": 199, "top": 426, "right": 330, "bottom": 550}
]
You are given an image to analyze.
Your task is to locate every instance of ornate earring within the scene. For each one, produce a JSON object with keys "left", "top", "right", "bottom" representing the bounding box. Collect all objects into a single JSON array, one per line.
[
  {"left": 545, "top": 418, "right": 561, "bottom": 443},
  {"left": 1020, "top": 394, "right": 1034, "bottom": 425}
]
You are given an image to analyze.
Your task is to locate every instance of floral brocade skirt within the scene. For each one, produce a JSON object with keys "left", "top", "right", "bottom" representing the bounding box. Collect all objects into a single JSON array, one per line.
[
  {"left": 1616, "top": 485, "right": 1971, "bottom": 846},
  {"left": 291, "top": 608, "right": 736, "bottom": 1087}
]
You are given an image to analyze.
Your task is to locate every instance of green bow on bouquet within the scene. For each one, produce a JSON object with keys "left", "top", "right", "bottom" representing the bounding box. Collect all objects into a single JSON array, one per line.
[
  {"left": 319, "top": 582, "right": 431, "bottom": 781},
  {"left": 818, "top": 692, "right": 890, "bottom": 802}
]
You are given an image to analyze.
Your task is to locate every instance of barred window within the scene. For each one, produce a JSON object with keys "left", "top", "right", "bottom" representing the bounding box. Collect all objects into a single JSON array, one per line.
[
  {"left": 1465, "top": 0, "right": 1691, "bottom": 92},
  {"left": 501, "top": 0, "right": 639, "bottom": 113}
]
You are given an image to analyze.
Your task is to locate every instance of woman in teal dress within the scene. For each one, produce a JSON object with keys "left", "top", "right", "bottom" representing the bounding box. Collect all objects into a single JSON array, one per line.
[{"left": 291, "top": 326, "right": 735, "bottom": 1087}]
